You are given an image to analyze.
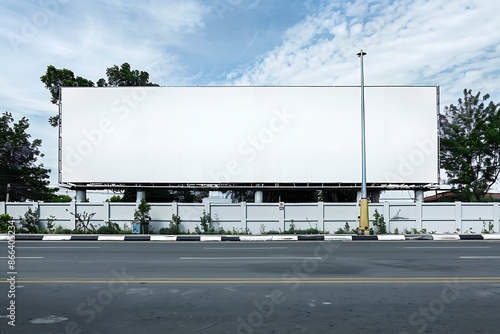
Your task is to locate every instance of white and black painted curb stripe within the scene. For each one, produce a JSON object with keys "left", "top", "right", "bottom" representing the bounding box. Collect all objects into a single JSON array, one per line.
[{"left": 1, "top": 234, "right": 500, "bottom": 241}]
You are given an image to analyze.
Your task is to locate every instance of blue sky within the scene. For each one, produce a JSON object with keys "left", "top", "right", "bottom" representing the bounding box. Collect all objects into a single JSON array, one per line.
[{"left": 1, "top": 0, "right": 500, "bottom": 198}]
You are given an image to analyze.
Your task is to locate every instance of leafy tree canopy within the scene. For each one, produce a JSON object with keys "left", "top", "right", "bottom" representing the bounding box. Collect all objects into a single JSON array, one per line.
[
  {"left": 0, "top": 112, "right": 56, "bottom": 202},
  {"left": 439, "top": 89, "right": 500, "bottom": 201},
  {"left": 41, "top": 63, "right": 158, "bottom": 126},
  {"left": 48, "top": 194, "right": 73, "bottom": 203},
  {"left": 102, "top": 63, "right": 159, "bottom": 87},
  {"left": 40, "top": 65, "right": 95, "bottom": 127},
  {"left": 106, "top": 195, "right": 123, "bottom": 202}
]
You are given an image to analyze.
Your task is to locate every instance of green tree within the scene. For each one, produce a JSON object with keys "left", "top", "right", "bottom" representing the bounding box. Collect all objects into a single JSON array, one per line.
[
  {"left": 106, "top": 195, "right": 123, "bottom": 202},
  {"left": 440, "top": 89, "right": 500, "bottom": 201},
  {"left": 19, "top": 207, "right": 40, "bottom": 233},
  {"left": 41, "top": 63, "right": 158, "bottom": 126},
  {"left": 372, "top": 209, "right": 387, "bottom": 234},
  {"left": 0, "top": 214, "right": 13, "bottom": 233},
  {"left": 48, "top": 194, "right": 73, "bottom": 203},
  {"left": 101, "top": 63, "right": 159, "bottom": 87},
  {"left": 40, "top": 65, "right": 95, "bottom": 126},
  {"left": 134, "top": 199, "right": 151, "bottom": 234},
  {"left": 0, "top": 112, "right": 55, "bottom": 202}
]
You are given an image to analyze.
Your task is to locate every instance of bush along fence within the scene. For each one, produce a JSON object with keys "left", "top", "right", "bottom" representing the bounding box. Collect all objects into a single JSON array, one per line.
[{"left": 0, "top": 201, "right": 499, "bottom": 235}]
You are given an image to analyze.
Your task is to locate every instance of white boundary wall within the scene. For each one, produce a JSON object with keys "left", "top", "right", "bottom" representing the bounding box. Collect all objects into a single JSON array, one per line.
[{"left": 1, "top": 201, "right": 498, "bottom": 234}]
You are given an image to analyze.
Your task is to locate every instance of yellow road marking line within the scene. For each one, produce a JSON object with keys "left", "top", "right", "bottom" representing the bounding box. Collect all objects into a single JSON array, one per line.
[{"left": 3, "top": 277, "right": 500, "bottom": 284}]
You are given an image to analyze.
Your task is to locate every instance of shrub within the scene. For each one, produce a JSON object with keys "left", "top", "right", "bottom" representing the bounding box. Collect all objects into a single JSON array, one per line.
[
  {"left": 372, "top": 209, "right": 387, "bottom": 234},
  {"left": 288, "top": 220, "right": 296, "bottom": 234},
  {"left": 107, "top": 195, "right": 122, "bottom": 202},
  {"left": 97, "top": 221, "right": 121, "bottom": 234},
  {"left": 46, "top": 215, "right": 56, "bottom": 233},
  {"left": 97, "top": 226, "right": 116, "bottom": 234},
  {"left": 334, "top": 222, "right": 358, "bottom": 234},
  {"left": 67, "top": 210, "right": 96, "bottom": 234},
  {"left": 54, "top": 225, "right": 73, "bottom": 234},
  {"left": 199, "top": 210, "right": 212, "bottom": 233},
  {"left": 19, "top": 208, "right": 40, "bottom": 233},
  {"left": 259, "top": 224, "right": 266, "bottom": 234},
  {"left": 118, "top": 222, "right": 132, "bottom": 234},
  {"left": 0, "top": 214, "right": 13, "bottom": 233},
  {"left": 335, "top": 228, "right": 345, "bottom": 234},
  {"left": 170, "top": 214, "right": 181, "bottom": 234},
  {"left": 134, "top": 199, "right": 151, "bottom": 234},
  {"left": 482, "top": 221, "right": 495, "bottom": 234},
  {"left": 293, "top": 222, "right": 329, "bottom": 234},
  {"left": 159, "top": 214, "right": 183, "bottom": 234},
  {"left": 159, "top": 227, "right": 171, "bottom": 234}
]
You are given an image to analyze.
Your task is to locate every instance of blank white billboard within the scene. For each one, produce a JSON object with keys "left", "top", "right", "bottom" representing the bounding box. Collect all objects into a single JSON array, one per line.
[{"left": 60, "top": 86, "right": 439, "bottom": 186}]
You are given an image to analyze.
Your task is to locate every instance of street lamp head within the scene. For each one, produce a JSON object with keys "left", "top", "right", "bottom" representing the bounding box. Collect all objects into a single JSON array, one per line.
[{"left": 357, "top": 50, "right": 367, "bottom": 57}]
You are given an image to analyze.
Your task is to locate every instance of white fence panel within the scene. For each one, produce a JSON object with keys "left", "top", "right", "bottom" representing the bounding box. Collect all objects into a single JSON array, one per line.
[
  {"left": 324, "top": 204, "right": 358, "bottom": 222},
  {"left": 109, "top": 203, "right": 136, "bottom": 221},
  {"left": 461, "top": 203, "right": 494, "bottom": 221},
  {"left": 422, "top": 203, "right": 455, "bottom": 220}
]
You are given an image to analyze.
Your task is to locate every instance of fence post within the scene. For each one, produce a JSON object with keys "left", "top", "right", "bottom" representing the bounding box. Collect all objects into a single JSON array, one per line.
[
  {"left": 416, "top": 201, "right": 422, "bottom": 232},
  {"left": 33, "top": 202, "right": 40, "bottom": 230},
  {"left": 241, "top": 202, "right": 247, "bottom": 233},
  {"left": 105, "top": 201, "right": 110, "bottom": 223},
  {"left": 383, "top": 202, "right": 390, "bottom": 233},
  {"left": 455, "top": 202, "right": 462, "bottom": 233},
  {"left": 318, "top": 202, "right": 324, "bottom": 233},
  {"left": 493, "top": 202, "right": 500, "bottom": 233},
  {"left": 171, "top": 201, "right": 178, "bottom": 217},
  {"left": 70, "top": 201, "right": 76, "bottom": 230},
  {"left": 280, "top": 203, "right": 285, "bottom": 232},
  {"left": 33, "top": 201, "right": 40, "bottom": 213}
]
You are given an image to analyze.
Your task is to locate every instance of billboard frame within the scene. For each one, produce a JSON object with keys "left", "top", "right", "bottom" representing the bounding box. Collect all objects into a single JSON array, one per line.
[{"left": 58, "top": 85, "right": 440, "bottom": 191}]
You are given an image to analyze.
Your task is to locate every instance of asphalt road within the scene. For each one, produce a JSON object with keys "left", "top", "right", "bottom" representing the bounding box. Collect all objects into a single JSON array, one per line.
[{"left": 1, "top": 240, "right": 500, "bottom": 333}]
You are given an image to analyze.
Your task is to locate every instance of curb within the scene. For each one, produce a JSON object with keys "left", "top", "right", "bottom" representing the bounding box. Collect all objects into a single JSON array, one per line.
[{"left": 1, "top": 234, "right": 499, "bottom": 241}]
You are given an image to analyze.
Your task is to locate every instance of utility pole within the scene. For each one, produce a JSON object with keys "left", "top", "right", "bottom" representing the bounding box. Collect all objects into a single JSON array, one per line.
[
  {"left": 357, "top": 50, "right": 369, "bottom": 235},
  {"left": 6, "top": 183, "right": 10, "bottom": 202}
]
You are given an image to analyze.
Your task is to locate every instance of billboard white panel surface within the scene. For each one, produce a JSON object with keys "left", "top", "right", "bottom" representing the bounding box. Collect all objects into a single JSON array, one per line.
[{"left": 60, "top": 86, "right": 438, "bottom": 185}]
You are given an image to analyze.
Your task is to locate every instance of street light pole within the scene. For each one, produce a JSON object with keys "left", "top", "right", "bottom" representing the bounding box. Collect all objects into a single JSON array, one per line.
[{"left": 357, "top": 49, "right": 369, "bottom": 234}]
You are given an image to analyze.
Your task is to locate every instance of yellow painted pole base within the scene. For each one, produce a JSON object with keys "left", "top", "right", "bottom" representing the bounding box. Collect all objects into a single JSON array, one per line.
[{"left": 359, "top": 198, "right": 369, "bottom": 235}]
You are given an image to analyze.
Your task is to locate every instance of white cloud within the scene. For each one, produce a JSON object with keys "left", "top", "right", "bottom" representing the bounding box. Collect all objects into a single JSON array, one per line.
[
  {"left": 138, "top": 1, "right": 209, "bottom": 33},
  {"left": 229, "top": 0, "right": 500, "bottom": 108},
  {"left": 0, "top": 0, "right": 213, "bottom": 186}
]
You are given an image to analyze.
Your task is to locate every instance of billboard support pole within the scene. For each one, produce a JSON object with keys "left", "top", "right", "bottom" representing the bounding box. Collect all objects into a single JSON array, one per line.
[
  {"left": 76, "top": 189, "right": 87, "bottom": 202},
  {"left": 137, "top": 190, "right": 146, "bottom": 203},
  {"left": 357, "top": 50, "right": 369, "bottom": 235},
  {"left": 255, "top": 185, "right": 263, "bottom": 203}
]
